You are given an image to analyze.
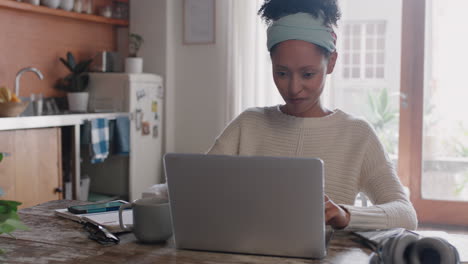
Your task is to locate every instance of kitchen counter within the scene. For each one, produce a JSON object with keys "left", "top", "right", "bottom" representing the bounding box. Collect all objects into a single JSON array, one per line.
[{"left": 0, "top": 112, "right": 130, "bottom": 131}]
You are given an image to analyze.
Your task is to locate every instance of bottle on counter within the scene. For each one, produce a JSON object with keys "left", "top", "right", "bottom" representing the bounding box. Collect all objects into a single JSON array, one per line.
[{"left": 73, "top": 0, "right": 82, "bottom": 13}]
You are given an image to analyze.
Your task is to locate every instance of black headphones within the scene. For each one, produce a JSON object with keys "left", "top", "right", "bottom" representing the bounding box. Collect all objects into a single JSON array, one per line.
[{"left": 369, "top": 231, "right": 460, "bottom": 264}]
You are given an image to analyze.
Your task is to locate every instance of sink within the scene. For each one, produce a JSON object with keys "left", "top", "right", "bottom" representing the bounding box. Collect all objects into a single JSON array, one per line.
[{"left": 19, "top": 97, "right": 34, "bottom": 116}]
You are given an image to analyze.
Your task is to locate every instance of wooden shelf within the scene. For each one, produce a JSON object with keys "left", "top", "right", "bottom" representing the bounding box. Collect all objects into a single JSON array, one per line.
[{"left": 0, "top": 0, "right": 129, "bottom": 26}]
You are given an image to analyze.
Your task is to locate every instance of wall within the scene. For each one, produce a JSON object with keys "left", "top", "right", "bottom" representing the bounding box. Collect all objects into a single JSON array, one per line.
[
  {"left": 131, "top": 0, "right": 229, "bottom": 154},
  {"left": 0, "top": 0, "right": 121, "bottom": 98},
  {"left": 168, "top": 0, "right": 229, "bottom": 154}
]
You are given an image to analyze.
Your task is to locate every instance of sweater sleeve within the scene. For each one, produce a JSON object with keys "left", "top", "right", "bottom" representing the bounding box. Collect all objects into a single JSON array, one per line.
[
  {"left": 340, "top": 126, "right": 418, "bottom": 230},
  {"left": 206, "top": 113, "right": 243, "bottom": 155}
]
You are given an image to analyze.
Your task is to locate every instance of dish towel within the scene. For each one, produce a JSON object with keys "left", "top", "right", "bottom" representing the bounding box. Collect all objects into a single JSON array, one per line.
[
  {"left": 90, "top": 118, "right": 109, "bottom": 164},
  {"left": 115, "top": 116, "right": 130, "bottom": 155}
]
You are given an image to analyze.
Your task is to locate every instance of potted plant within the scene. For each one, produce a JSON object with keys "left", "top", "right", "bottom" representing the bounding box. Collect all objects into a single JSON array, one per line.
[
  {"left": 55, "top": 52, "right": 93, "bottom": 112},
  {"left": 0, "top": 185, "right": 28, "bottom": 254},
  {"left": 125, "top": 33, "right": 144, "bottom": 73}
]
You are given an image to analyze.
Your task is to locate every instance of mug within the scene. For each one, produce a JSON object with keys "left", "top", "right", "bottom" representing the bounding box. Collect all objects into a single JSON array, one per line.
[{"left": 119, "top": 196, "right": 172, "bottom": 243}]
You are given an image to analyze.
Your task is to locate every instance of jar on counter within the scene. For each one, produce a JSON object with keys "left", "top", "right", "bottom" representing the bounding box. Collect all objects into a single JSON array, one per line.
[
  {"left": 85, "top": 0, "right": 93, "bottom": 14},
  {"left": 73, "top": 0, "right": 82, "bottom": 13},
  {"left": 99, "top": 5, "right": 112, "bottom": 18},
  {"left": 60, "top": 0, "right": 74, "bottom": 11}
]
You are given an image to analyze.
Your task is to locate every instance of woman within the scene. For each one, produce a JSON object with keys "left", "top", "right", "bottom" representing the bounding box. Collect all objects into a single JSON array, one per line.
[{"left": 206, "top": 0, "right": 417, "bottom": 230}]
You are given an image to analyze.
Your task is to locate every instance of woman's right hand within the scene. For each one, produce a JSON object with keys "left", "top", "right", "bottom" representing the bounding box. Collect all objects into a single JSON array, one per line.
[{"left": 324, "top": 195, "right": 350, "bottom": 229}]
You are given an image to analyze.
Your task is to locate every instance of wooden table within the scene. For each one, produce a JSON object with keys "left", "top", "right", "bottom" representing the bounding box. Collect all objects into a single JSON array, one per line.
[
  {"left": 2, "top": 200, "right": 468, "bottom": 263},
  {"left": 0, "top": 200, "right": 377, "bottom": 264}
]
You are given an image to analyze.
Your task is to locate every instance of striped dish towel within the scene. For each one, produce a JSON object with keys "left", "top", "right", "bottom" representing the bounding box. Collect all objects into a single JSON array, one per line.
[{"left": 91, "top": 118, "right": 109, "bottom": 164}]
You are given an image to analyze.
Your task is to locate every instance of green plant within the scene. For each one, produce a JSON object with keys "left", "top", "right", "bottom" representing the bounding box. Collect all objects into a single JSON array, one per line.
[
  {"left": 55, "top": 52, "right": 93, "bottom": 93},
  {"left": 129, "top": 33, "right": 144, "bottom": 57},
  {"left": 367, "top": 87, "right": 398, "bottom": 131},
  {"left": 453, "top": 122, "right": 468, "bottom": 157},
  {"left": 454, "top": 170, "right": 468, "bottom": 196},
  {"left": 365, "top": 87, "right": 399, "bottom": 154},
  {"left": 0, "top": 200, "right": 28, "bottom": 254}
]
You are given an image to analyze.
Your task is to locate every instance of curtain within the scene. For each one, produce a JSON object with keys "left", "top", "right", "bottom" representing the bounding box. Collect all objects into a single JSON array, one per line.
[{"left": 225, "top": 0, "right": 283, "bottom": 124}]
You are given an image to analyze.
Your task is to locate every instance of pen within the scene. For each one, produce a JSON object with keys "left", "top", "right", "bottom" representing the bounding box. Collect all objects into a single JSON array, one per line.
[{"left": 84, "top": 222, "right": 120, "bottom": 245}]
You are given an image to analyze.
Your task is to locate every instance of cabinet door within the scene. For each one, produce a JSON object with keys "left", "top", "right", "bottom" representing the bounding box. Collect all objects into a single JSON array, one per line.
[{"left": 0, "top": 128, "right": 62, "bottom": 208}]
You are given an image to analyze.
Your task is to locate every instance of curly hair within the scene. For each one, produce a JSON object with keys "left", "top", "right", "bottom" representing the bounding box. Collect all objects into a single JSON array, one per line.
[{"left": 258, "top": 0, "right": 341, "bottom": 27}]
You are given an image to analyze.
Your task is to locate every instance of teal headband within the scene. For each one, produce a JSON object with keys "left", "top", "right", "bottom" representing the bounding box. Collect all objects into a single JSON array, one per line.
[{"left": 266, "top": 12, "right": 336, "bottom": 52}]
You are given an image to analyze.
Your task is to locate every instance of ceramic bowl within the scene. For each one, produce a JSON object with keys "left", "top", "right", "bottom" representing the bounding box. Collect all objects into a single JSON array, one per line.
[
  {"left": 0, "top": 102, "right": 29, "bottom": 117},
  {"left": 41, "top": 0, "right": 61, "bottom": 9},
  {"left": 24, "top": 0, "right": 40, "bottom": 6},
  {"left": 59, "top": 0, "right": 74, "bottom": 11}
]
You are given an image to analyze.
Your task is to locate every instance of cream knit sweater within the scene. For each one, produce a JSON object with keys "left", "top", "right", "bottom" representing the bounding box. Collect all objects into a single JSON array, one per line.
[{"left": 206, "top": 106, "right": 418, "bottom": 230}]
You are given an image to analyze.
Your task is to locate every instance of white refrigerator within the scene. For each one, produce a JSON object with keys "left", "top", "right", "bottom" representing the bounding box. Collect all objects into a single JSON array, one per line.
[{"left": 87, "top": 73, "right": 164, "bottom": 201}]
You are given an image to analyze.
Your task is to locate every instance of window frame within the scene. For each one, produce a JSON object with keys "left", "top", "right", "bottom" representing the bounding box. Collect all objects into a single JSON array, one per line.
[{"left": 341, "top": 20, "right": 387, "bottom": 80}]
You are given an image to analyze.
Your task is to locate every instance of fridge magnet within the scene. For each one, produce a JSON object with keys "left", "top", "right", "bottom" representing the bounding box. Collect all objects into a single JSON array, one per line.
[
  {"left": 157, "top": 84, "right": 164, "bottom": 99},
  {"left": 142, "top": 121, "right": 150, "bottom": 135},
  {"left": 135, "top": 109, "right": 143, "bottom": 131},
  {"left": 136, "top": 89, "right": 146, "bottom": 101},
  {"left": 152, "top": 101, "right": 158, "bottom": 113},
  {"left": 154, "top": 113, "right": 159, "bottom": 120},
  {"left": 153, "top": 125, "right": 159, "bottom": 138}
]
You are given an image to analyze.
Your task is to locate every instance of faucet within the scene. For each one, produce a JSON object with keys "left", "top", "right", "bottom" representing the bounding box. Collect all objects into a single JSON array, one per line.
[{"left": 15, "top": 67, "right": 44, "bottom": 97}]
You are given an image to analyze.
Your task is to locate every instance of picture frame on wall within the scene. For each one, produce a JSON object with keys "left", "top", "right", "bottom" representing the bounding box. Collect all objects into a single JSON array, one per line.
[{"left": 183, "top": 0, "right": 216, "bottom": 45}]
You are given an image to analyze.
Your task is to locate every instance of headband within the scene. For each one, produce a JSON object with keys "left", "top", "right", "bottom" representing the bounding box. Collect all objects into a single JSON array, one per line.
[{"left": 266, "top": 12, "right": 336, "bottom": 52}]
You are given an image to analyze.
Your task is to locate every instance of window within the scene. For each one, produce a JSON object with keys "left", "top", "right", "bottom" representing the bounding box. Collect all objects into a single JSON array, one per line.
[
  {"left": 342, "top": 21, "right": 386, "bottom": 80},
  {"left": 229, "top": 0, "right": 468, "bottom": 226},
  {"left": 327, "top": 2, "right": 401, "bottom": 160},
  {"left": 400, "top": 0, "right": 468, "bottom": 225}
]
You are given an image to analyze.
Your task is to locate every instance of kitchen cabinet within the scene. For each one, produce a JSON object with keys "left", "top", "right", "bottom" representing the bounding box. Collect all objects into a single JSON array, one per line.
[
  {"left": 0, "top": 112, "right": 129, "bottom": 201},
  {"left": 0, "top": 128, "right": 62, "bottom": 208}
]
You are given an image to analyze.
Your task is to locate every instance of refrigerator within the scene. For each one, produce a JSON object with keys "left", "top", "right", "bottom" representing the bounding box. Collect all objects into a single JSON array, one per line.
[{"left": 85, "top": 73, "right": 164, "bottom": 202}]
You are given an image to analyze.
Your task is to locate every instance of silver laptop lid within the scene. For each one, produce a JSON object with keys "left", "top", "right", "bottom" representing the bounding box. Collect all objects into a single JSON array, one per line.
[{"left": 164, "top": 153, "right": 326, "bottom": 259}]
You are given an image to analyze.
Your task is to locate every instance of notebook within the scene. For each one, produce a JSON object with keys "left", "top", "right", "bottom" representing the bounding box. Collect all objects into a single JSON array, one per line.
[
  {"left": 164, "top": 153, "right": 327, "bottom": 259},
  {"left": 54, "top": 208, "right": 133, "bottom": 233}
]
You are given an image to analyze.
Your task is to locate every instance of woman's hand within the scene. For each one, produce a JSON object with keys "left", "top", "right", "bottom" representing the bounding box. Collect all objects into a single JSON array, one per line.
[{"left": 324, "top": 195, "right": 350, "bottom": 229}]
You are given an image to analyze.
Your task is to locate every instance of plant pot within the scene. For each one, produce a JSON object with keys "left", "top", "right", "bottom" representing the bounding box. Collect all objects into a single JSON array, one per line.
[
  {"left": 67, "top": 92, "right": 89, "bottom": 112},
  {"left": 125, "top": 57, "right": 143, "bottom": 73},
  {"left": 59, "top": 0, "right": 74, "bottom": 11}
]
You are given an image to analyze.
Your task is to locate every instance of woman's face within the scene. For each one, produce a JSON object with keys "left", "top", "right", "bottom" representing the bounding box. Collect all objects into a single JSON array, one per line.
[{"left": 271, "top": 40, "right": 337, "bottom": 117}]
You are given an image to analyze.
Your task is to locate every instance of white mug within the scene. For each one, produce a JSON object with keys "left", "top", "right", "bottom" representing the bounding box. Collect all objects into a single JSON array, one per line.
[{"left": 119, "top": 197, "right": 172, "bottom": 243}]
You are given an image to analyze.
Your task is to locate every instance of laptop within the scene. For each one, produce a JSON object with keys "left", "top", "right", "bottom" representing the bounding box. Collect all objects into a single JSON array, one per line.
[{"left": 163, "top": 153, "right": 328, "bottom": 259}]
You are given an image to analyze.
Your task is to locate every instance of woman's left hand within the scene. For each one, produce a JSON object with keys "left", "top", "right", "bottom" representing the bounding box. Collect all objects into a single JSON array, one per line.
[{"left": 324, "top": 195, "right": 350, "bottom": 229}]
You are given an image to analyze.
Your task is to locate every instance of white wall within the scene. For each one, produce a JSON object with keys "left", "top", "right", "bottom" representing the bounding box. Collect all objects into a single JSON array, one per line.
[
  {"left": 131, "top": 0, "right": 229, "bottom": 154},
  {"left": 166, "top": 0, "right": 229, "bottom": 154}
]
